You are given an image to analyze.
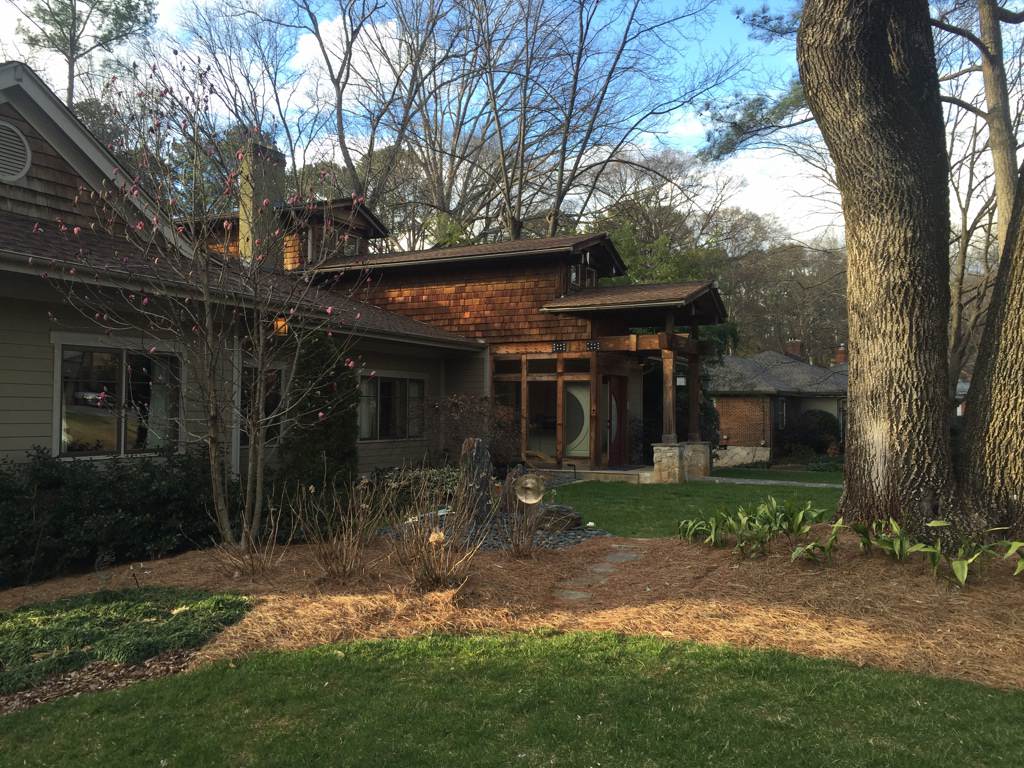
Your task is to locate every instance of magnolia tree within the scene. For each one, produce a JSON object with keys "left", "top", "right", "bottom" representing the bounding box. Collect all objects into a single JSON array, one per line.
[{"left": 42, "top": 56, "right": 374, "bottom": 551}]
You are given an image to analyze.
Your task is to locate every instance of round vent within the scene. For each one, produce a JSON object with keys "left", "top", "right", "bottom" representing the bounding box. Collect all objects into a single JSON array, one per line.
[{"left": 0, "top": 121, "right": 31, "bottom": 183}]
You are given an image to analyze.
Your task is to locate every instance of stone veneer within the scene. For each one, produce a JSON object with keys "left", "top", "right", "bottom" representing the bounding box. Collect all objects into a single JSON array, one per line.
[{"left": 651, "top": 442, "right": 711, "bottom": 483}]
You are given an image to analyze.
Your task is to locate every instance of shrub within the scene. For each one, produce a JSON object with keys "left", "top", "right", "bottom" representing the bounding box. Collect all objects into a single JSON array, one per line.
[
  {"left": 428, "top": 394, "right": 519, "bottom": 468},
  {"left": 288, "top": 479, "right": 384, "bottom": 581},
  {"left": 273, "top": 336, "right": 359, "bottom": 489},
  {"left": 383, "top": 466, "right": 489, "bottom": 590},
  {"left": 0, "top": 448, "right": 217, "bottom": 588},
  {"left": 778, "top": 409, "right": 841, "bottom": 456}
]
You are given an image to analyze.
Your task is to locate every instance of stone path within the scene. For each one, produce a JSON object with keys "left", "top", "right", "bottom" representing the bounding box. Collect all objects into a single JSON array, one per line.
[
  {"left": 696, "top": 476, "right": 843, "bottom": 489},
  {"left": 553, "top": 541, "right": 646, "bottom": 602}
]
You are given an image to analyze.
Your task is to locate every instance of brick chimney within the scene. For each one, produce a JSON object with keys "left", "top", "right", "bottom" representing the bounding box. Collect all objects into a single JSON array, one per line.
[
  {"left": 238, "top": 141, "right": 286, "bottom": 268},
  {"left": 833, "top": 343, "right": 848, "bottom": 366},
  {"left": 783, "top": 339, "right": 805, "bottom": 361}
]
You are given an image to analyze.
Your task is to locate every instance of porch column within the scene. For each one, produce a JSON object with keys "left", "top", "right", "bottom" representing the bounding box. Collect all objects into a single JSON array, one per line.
[
  {"left": 589, "top": 350, "right": 601, "bottom": 466},
  {"left": 520, "top": 354, "right": 528, "bottom": 461},
  {"left": 661, "top": 348, "right": 677, "bottom": 443},
  {"left": 688, "top": 326, "right": 701, "bottom": 441}
]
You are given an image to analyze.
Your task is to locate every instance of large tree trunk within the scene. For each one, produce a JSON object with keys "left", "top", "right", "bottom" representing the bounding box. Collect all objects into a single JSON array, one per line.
[
  {"left": 960, "top": 171, "right": 1024, "bottom": 532},
  {"left": 977, "top": 0, "right": 1018, "bottom": 253},
  {"left": 798, "top": 0, "right": 955, "bottom": 531}
]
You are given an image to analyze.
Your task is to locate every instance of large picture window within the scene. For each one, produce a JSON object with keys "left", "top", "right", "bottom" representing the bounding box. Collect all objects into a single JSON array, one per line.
[
  {"left": 358, "top": 375, "right": 424, "bottom": 440},
  {"left": 59, "top": 346, "right": 181, "bottom": 456}
]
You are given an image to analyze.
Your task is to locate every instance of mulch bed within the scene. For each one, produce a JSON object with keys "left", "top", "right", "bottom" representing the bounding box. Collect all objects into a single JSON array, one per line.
[
  {"left": 0, "top": 651, "right": 194, "bottom": 716},
  {"left": 2, "top": 528, "right": 1023, "bottom": 715}
]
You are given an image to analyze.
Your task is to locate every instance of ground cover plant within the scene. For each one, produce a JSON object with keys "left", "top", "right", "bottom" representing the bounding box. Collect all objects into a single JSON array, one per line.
[
  {"left": 1, "top": 632, "right": 1022, "bottom": 767},
  {"left": 554, "top": 481, "right": 841, "bottom": 537},
  {"left": 0, "top": 588, "right": 250, "bottom": 694}
]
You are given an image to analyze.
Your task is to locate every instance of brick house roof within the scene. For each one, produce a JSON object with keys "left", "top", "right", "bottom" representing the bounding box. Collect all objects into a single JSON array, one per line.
[{"left": 709, "top": 351, "right": 847, "bottom": 397}]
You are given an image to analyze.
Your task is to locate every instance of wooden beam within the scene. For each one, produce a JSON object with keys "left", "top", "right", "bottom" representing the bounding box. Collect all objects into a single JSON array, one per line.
[
  {"left": 662, "top": 348, "right": 677, "bottom": 443},
  {"left": 556, "top": 355, "right": 565, "bottom": 466},
  {"left": 589, "top": 350, "right": 600, "bottom": 466},
  {"left": 520, "top": 354, "right": 528, "bottom": 461}
]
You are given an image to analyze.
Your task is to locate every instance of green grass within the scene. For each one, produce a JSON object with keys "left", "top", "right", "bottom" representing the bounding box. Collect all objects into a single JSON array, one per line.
[
  {"left": 0, "top": 588, "right": 250, "bottom": 694},
  {"left": 1, "top": 633, "right": 1020, "bottom": 767},
  {"left": 713, "top": 467, "right": 845, "bottom": 485},
  {"left": 554, "top": 481, "right": 842, "bottom": 537}
]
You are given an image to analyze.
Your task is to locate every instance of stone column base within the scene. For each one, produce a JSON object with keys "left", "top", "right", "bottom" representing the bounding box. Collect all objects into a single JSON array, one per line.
[{"left": 652, "top": 442, "right": 711, "bottom": 483}]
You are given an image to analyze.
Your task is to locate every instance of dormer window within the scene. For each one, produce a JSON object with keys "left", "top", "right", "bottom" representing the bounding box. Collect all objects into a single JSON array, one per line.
[{"left": 568, "top": 263, "right": 597, "bottom": 291}]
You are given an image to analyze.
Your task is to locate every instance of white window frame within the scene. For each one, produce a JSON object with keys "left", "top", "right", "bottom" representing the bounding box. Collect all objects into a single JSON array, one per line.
[
  {"left": 50, "top": 331, "right": 187, "bottom": 459},
  {"left": 357, "top": 371, "right": 427, "bottom": 442}
]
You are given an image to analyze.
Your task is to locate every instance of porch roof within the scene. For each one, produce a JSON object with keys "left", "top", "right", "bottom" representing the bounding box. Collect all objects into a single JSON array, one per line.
[{"left": 539, "top": 280, "right": 726, "bottom": 325}]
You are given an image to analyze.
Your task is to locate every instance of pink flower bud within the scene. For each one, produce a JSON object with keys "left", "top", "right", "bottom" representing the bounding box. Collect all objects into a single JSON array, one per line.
[{"left": 326, "top": 306, "right": 333, "bottom": 315}]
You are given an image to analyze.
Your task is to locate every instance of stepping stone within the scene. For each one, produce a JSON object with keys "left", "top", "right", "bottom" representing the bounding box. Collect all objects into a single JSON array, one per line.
[
  {"left": 589, "top": 562, "right": 617, "bottom": 574},
  {"left": 554, "top": 589, "right": 592, "bottom": 601},
  {"left": 605, "top": 551, "right": 641, "bottom": 563}
]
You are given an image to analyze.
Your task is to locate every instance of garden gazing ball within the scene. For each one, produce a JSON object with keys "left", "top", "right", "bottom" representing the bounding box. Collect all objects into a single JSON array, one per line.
[{"left": 514, "top": 474, "right": 545, "bottom": 505}]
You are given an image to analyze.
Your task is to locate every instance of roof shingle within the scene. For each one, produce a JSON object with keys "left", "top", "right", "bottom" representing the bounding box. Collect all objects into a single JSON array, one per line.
[{"left": 709, "top": 351, "right": 847, "bottom": 396}]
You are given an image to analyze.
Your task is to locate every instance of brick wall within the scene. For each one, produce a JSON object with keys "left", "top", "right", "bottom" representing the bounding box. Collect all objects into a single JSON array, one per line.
[
  {"left": 349, "top": 261, "right": 591, "bottom": 343},
  {"left": 715, "top": 396, "right": 771, "bottom": 447}
]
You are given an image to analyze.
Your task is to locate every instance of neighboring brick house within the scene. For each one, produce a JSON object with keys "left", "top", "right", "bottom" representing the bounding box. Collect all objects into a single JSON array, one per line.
[{"left": 708, "top": 346, "right": 848, "bottom": 467}]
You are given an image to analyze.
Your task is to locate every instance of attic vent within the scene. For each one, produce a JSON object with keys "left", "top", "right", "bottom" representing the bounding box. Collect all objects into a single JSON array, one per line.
[{"left": 0, "top": 121, "right": 31, "bottom": 183}]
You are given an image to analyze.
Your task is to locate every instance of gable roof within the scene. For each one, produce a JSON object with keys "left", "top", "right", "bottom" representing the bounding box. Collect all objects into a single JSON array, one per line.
[
  {"left": 709, "top": 351, "right": 848, "bottom": 397},
  {"left": 0, "top": 63, "right": 480, "bottom": 350},
  {"left": 0, "top": 212, "right": 481, "bottom": 349},
  {"left": 316, "top": 232, "right": 627, "bottom": 276}
]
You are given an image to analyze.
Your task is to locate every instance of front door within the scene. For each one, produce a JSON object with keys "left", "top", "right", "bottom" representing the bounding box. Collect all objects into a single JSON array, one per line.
[{"left": 606, "top": 375, "right": 629, "bottom": 466}]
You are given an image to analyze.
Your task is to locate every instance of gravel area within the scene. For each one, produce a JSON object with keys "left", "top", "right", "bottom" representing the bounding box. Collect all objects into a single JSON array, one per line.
[{"left": 477, "top": 524, "right": 613, "bottom": 550}]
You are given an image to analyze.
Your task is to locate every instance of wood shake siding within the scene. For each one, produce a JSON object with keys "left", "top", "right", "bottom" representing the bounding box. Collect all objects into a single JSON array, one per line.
[
  {"left": 352, "top": 262, "right": 590, "bottom": 343},
  {"left": 0, "top": 103, "right": 93, "bottom": 226}
]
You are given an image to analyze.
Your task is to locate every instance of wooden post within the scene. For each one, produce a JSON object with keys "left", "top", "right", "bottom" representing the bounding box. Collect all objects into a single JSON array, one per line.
[
  {"left": 556, "top": 355, "right": 565, "bottom": 466},
  {"left": 661, "top": 348, "right": 677, "bottom": 443},
  {"left": 520, "top": 354, "right": 528, "bottom": 461},
  {"left": 589, "top": 350, "right": 600, "bottom": 466}
]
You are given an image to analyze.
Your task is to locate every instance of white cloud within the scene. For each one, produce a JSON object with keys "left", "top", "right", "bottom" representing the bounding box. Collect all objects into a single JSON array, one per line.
[{"left": 720, "top": 148, "right": 843, "bottom": 242}]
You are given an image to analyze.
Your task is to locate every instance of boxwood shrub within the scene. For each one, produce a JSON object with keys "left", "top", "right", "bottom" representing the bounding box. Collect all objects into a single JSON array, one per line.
[{"left": 0, "top": 448, "right": 217, "bottom": 588}]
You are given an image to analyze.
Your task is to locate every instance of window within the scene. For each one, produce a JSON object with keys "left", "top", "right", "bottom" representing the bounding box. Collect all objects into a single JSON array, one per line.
[
  {"left": 358, "top": 375, "right": 425, "bottom": 440},
  {"left": 773, "top": 397, "right": 787, "bottom": 430},
  {"left": 59, "top": 347, "right": 180, "bottom": 456},
  {"left": 240, "top": 366, "right": 284, "bottom": 447}
]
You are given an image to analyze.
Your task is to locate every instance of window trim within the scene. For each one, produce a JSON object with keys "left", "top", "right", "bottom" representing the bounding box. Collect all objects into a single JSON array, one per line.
[
  {"left": 50, "top": 331, "right": 186, "bottom": 459},
  {"left": 357, "top": 371, "right": 427, "bottom": 443}
]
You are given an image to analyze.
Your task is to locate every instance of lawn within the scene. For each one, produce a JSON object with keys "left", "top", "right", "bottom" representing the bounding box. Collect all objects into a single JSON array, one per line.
[
  {"left": 0, "top": 632, "right": 1020, "bottom": 767},
  {"left": 554, "top": 481, "right": 842, "bottom": 537},
  {"left": 0, "top": 588, "right": 250, "bottom": 694},
  {"left": 712, "top": 467, "right": 845, "bottom": 485}
]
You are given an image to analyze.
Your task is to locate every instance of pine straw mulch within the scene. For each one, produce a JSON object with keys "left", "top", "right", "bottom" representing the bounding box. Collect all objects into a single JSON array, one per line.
[{"left": 2, "top": 529, "right": 1023, "bottom": 703}]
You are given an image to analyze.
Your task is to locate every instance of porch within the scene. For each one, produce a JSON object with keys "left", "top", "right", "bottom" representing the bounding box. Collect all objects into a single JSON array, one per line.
[{"left": 489, "top": 281, "right": 727, "bottom": 482}]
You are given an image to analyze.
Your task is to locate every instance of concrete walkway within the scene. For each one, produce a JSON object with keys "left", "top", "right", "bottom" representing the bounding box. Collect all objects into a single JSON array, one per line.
[{"left": 696, "top": 476, "right": 843, "bottom": 490}]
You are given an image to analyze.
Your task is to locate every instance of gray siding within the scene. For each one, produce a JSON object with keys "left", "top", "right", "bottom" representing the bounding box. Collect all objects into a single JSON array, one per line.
[{"left": 0, "top": 297, "right": 54, "bottom": 461}]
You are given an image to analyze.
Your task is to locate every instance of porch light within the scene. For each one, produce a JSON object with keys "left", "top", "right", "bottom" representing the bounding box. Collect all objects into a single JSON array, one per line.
[{"left": 273, "top": 316, "right": 289, "bottom": 335}]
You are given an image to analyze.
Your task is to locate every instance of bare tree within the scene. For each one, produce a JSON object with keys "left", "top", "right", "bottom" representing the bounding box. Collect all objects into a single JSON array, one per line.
[{"left": 42, "top": 56, "right": 368, "bottom": 551}]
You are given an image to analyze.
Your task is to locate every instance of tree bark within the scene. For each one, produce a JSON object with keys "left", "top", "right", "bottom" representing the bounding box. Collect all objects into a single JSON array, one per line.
[
  {"left": 960, "top": 171, "right": 1024, "bottom": 532},
  {"left": 797, "top": 0, "right": 954, "bottom": 530},
  {"left": 976, "top": 0, "right": 1018, "bottom": 253}
]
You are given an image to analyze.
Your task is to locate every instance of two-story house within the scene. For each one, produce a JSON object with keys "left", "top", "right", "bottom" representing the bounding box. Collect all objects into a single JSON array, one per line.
[{"left": 0, "top": 61, "right": 725, "bottom": 481}]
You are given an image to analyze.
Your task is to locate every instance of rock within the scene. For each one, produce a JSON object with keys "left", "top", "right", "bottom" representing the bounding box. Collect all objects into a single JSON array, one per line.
[{"left": 537, "top": 504, "right": 582, "bottom": 532}]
